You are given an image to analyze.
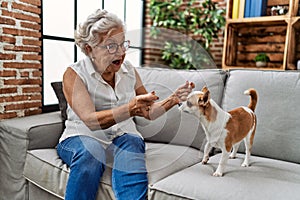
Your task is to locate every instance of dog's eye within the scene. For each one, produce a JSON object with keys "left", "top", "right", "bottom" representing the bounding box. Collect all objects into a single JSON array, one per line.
[{"left": 187, "top": 101, "right": 192, "bottom": 107}]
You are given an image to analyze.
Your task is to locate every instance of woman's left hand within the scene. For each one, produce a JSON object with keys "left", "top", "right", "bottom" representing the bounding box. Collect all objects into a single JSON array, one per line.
[
  {"left": 138, "top": 81, "right": 195, "bottom": 121},
  {"left": 173, "top": 81, "right": 195, "bottom": 103}
]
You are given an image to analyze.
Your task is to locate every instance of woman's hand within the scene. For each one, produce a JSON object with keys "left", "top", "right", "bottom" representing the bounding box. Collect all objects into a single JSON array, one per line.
[
  {"left": 129, "top": 81, "right": 195, "bottom": 121},
  {"left": 129, "top": 91, "right": 159, "bottom": 118},
  {"left": 173, "top": 81, "right": 195, "bottom": 103},
  {"left": 139, "top": 81, "right": 195, "bottom": 121}
]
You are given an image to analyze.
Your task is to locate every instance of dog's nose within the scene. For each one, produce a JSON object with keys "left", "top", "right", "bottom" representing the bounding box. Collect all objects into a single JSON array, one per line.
[{"left": 178, "top": 103, "right": 182, "bottom": 107}]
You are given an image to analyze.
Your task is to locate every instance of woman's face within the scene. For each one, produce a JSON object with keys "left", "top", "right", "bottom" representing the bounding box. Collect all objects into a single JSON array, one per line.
[{"left": 91, "top": 27, "right": 127, "bottom": 74}]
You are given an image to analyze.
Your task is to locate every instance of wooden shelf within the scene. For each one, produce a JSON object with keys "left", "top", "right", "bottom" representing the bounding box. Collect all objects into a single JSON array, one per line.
[
  {"left": 222, "top": 0, "right": 300, "bottom": 70},
  {"left": 223, "top": 66, "right": 286, "bottom": 71},
  {"left": 226, "top": 15, "right": 290, "bottom": 24}
]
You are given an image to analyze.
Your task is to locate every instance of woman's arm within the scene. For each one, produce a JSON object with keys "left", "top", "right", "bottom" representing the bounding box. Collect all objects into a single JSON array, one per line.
[
  {"left": 133, "top": 69, "right": 195, "bottom": 120},
  {"left": 63, "top": 67, "right": 158, "bottom": 130}
]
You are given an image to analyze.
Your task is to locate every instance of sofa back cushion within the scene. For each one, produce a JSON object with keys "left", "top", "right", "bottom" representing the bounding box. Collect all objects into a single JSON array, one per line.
[
  {"left": 135, "top": 67, "right": 227, "bottom": 150},
  {"left": 222, "top": 70, "right": 300, "bottom": 164}
]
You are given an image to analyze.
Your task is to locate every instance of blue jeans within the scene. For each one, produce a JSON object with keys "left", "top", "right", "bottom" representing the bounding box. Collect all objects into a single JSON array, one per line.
[{"left": 57, "top": 133, "right": 148, "bottom": 200}]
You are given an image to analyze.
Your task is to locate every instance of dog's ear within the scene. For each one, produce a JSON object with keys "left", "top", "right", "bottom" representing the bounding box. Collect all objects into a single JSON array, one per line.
[
  {"left": 202, "top": 86, "right": 208, "bottom": 93},
  {"left": 203, "top": 89, "right": 210, "bottom": 105},
  {"left": 198, "top": 88, "right": 210, "bottom": 106}
]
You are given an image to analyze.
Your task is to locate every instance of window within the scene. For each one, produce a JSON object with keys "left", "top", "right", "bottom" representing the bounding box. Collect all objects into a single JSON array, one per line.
[{"left": 42, "top": 0, "right": 144, "bottom": 111}]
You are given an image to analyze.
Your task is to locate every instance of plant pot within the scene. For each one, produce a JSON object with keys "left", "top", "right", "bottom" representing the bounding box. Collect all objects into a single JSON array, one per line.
[{"left": 256, "top": 61, "right": 267, "bottom": 68}]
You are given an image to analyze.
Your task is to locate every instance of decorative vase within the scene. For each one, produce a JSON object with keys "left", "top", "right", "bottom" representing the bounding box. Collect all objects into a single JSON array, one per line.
[{"left": 256, "top": 61, "right": 267, "bottom": 67}]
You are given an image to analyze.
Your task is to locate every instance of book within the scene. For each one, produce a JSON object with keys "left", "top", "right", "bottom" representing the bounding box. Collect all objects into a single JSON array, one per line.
[
  {"left": 249, "top": 0, "right": 256, "bottom": 17},
  {"left": 244, "top": 0, "right": 251, "bottom": 18},
  {"left": 250, "top": 0, "right": 267, "bottom": 17},
  {"left": 239, "top": 0, "right": 246, "bottom": 18},
  {"left": 232, "top": 0, "right": 240, "bottom": 19},
  {"left": 234, "top": 0, "right": 267, "bottom": 18},
  {"left": 258, "top": 0, "right": 268, "bottom": 17}
]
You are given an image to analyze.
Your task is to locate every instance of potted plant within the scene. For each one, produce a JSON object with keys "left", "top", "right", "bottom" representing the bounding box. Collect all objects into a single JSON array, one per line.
[
  {"left": 254, "top": 53, "right": 270, "bottom": 67},
  {"left": 149, "top": 0, "right": 225, "bottom": 69}
]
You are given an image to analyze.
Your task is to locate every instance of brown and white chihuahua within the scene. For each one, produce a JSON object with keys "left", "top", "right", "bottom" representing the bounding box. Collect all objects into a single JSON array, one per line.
[{"left": 179, "top": 86, "right": 258, "bottom": 177}]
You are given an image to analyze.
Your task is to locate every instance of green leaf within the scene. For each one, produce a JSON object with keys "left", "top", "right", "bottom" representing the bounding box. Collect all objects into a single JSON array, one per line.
[{"left": 150, "top": 0, "right": 225, "bottom": 70}]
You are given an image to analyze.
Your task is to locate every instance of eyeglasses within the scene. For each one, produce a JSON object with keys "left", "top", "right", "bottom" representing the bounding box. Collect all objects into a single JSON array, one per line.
[{"left": 96, "top": 40, "right": 130, "bottom": 54}]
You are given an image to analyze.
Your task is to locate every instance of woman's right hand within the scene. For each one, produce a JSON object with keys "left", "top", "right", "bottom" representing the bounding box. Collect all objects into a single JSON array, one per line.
[{"left": 129, "top": 91, "right": 159, "bottom": 118}]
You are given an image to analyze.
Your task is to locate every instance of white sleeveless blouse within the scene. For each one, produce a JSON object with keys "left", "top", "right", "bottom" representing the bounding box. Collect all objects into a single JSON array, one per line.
[{"left": 59, "top": 57, "right": 142, "bottom": 145}]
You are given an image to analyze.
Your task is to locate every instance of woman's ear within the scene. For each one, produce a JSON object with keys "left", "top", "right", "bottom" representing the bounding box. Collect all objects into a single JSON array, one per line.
[{"left": 85, "top": 44, "right": 92, "bottom": 54}]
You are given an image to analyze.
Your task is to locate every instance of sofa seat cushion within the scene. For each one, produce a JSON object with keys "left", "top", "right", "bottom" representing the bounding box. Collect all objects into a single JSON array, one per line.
[
  {"left": 24, "top": 142, "right": 201, "bottom": 199},
  {"left": 149, "top": 153, "right": 300, "bottom": 200},
  {"left": 146, "top": 143, "right": 201, "bottom": 184}
]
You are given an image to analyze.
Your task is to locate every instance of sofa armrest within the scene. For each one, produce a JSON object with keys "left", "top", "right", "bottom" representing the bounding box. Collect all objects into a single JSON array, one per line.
[
  {"left": 0, "top": 111, "right": 63, "bottom": 199},
  {"left": 0, "top": 111, "right": 63, "bottom": 150}
]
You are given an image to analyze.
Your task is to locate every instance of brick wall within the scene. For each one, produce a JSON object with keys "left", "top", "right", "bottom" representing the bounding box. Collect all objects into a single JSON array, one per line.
[
  {"left": 143, "top": 0, "right": 226, "bottom": 68},
  {"left": 0, "top": 0, "right": 42, "bottom": 120}
]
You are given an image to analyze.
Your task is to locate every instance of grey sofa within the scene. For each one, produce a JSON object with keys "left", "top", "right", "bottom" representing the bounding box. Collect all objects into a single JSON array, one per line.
[{"left": 1, "top": 67, "right": 300, "bottom": 200}]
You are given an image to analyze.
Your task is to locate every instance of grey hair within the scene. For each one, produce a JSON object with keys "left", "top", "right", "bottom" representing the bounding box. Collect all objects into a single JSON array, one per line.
[{"left": 75, "top": 9, "right": 125, "bottom": 55}]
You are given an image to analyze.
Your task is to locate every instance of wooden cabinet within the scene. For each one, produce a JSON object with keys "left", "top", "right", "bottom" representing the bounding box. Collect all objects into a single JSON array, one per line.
[{"left": 222, "top": 0, "right": 300, "bottom": 70}]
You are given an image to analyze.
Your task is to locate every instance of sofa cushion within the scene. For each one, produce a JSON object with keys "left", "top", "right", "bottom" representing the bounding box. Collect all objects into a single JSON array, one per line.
[
  {"left": 51, "top": 81, "right": 67, "bottom": 122},
  {"left": 135, "top": 67, "right": 227, "bottom": 150},
  {"left": 149, "top": 153, "right": 300, "bottom": 200},
  {"left": 23, "top": 142, "right": 201, "bottom": 199},
  {"left": 222, "top": 70, "right": 300, "bottom": 164},
  {"left": 0, "top": 111, "right": 63, "bottom": 150}
]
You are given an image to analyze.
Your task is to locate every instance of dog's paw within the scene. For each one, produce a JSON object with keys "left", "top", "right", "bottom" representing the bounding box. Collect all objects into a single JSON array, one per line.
[
  {"left": 201, "top": 158, "right": 209, "bottom": 165},
  {"left": 241, "top": 162, "right": 249, "bottom": 167},
  {"left": 201, "top": 160, "right": 208, "bottom": 165},
  {"left": 201, "top": 155, "right": 209, "bottom": 164},
  {"left": 213, "top": 172, "right": 223, "bottom": 177},
  {"left": 229, "top": 152, "right": 237, "bottom": 159}
]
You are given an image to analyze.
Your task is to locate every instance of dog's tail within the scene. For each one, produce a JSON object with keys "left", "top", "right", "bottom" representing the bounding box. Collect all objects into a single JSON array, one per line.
[{"left": 244, "top": 88, "right": 258, "bottom": 112}]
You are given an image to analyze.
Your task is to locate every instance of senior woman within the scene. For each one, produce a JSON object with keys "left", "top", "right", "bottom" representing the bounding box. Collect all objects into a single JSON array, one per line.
[{"left": 57, "top": 9, "right": 194, "bottom": 200}]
